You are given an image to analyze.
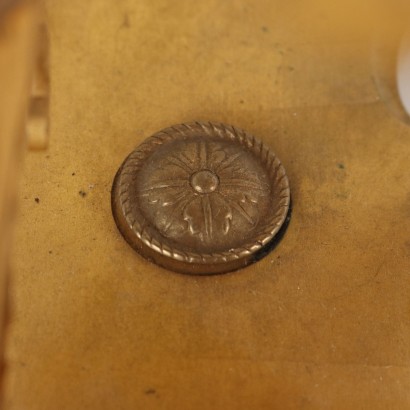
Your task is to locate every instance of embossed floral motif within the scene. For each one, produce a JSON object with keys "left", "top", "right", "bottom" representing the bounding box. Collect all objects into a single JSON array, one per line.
[{"left": 140, "top": 140, "right": 269, "bottom": 242}]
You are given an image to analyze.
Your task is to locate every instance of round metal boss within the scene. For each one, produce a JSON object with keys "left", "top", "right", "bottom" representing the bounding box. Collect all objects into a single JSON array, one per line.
[{"left": 111, "top": 122, "right": 290, "bottom": 274}]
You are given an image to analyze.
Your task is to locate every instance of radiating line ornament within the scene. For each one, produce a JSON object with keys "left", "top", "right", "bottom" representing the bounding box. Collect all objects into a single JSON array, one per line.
[{"left": 111, "top": 122, "right": 290, "bottom": 274}]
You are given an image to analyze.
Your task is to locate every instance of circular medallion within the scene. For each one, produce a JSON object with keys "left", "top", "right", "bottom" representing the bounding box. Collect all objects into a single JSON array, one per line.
[{"left": 112, "top": 122, "right": 290, "bottom": 274}]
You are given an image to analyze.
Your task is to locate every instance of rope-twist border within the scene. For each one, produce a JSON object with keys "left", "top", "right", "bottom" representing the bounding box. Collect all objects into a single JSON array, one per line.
[{"left": 115, "top": 122, "right": 290, "bottom": 265}]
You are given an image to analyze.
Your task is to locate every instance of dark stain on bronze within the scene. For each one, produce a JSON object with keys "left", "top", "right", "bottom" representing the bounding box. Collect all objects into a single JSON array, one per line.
[
  {"left": 253, "top": 199, "right": 292, "bottom": 264},
  {"left": 111, "top": 122, "right": 291, "bottom": 275}
]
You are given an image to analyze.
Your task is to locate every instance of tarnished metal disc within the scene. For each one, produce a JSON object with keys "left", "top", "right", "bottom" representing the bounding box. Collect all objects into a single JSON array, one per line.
[{"left": 111, "top": 122, "right": 290, "bottom": 274}]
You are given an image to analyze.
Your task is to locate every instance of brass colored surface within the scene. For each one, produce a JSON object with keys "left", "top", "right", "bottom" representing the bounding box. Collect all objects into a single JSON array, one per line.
[
  {"left": 0, "top": 0, "right": 42, "bottom": 394},
  {"left": 26, "top": 20, "right": 49, "bottom": 151},
  {"left": 112, "top": 122, "right": 290, "bottom": 274},
  {"left": 4, "top": 0, "right": 410, "bottom": 409}
]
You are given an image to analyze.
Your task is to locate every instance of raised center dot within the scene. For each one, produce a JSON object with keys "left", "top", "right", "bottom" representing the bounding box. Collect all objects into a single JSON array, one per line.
[{"left": 190, "top": 170, "right": 219, "bottom": 194}]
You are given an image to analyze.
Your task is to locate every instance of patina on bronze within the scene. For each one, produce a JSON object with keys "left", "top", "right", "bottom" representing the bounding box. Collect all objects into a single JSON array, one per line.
[{"left": 111, "top": 122, "right": 290, "bottom": 274}]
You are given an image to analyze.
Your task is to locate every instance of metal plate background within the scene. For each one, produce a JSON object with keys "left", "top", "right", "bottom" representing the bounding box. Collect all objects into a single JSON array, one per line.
[{"left": 5, "top": 1, "right": 410, "bottom": 409}]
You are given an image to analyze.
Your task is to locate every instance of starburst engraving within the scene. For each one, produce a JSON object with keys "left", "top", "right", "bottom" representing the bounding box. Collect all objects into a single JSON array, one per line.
[
  {"left": 139, "top": 140, "right": 269, "bottom": 242},
  {"left": 113, "top": 121, "right": 291, "bottom": 274}
]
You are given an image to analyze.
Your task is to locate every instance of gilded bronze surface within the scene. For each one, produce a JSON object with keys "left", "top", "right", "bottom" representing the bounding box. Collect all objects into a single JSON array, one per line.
[
  {"left": 112, "top": 122, "right": 290, "bottom": 274},
  {"left": 9, "top": 2, "right": 410, "bottom": 408}
]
